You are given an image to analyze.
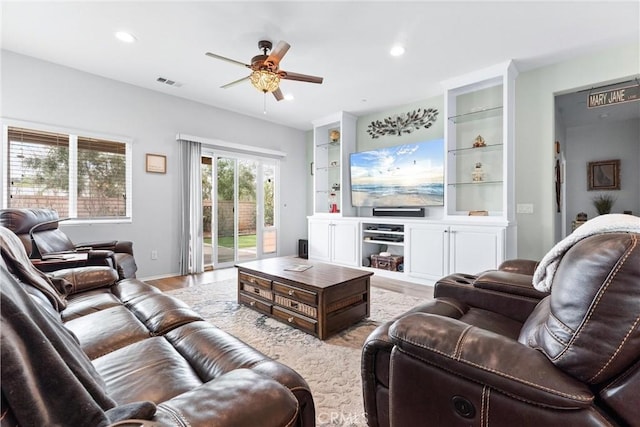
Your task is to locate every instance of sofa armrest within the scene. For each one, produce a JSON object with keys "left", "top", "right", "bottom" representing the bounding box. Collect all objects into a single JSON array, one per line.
[
  {"left": 151, "top": 369, "right": 299, "bottom": 427},
  {"left": 498, "top": 258, "right": 539, "bottom": 275},
  {"left": 77, "top": 240, "right": 118, "bottom": 250},
  {"left": 48, "top": 266, "right": 118, "bottom": 294},
  {"left": 474, "top": 270, "right": 548, "bottom": 300},
  {"left": 434, "top": 272, "right": 544, "bottom": 322},
  {"left": 78, "top": 241, "right": 134, "bottom": 255},
  {"left": 389, "top": 313, "right": 594, "bottom": 409}
]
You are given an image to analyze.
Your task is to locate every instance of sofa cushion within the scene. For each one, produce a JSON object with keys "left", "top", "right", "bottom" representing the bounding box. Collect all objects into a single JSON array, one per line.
[
  {"left": 126, "top": 292, "right": 203, "bottom": 335},
  {"left": 154, "top": 369, "right": 299, "bottom": 427},
  {"left": 112, "top": 278, "right": 162, "bottom": 302},
  {"left": 93, "top": 336, "right": 204, "bottom": 404},
  {"left": 64, "top": 305, "right": 151, "bottom": 359},
  {"left": 62, "top": 289, "right": 122, "bottom": 321},
  {"left": 165, "top": 321, "right": 270, "bottom": 380}
]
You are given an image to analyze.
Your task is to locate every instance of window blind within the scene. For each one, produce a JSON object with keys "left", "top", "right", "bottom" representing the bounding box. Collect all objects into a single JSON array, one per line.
[
  {"left": 7, "top": 127, "right": 70, "bottom": 216},
  {"left": 6, "top": 126, "right": 130, "bottom": 220}
]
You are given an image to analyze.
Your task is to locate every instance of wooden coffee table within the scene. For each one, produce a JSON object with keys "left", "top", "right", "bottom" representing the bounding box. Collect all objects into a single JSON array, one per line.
[{"left": 235, "top": 257, "right": 373, "bottom": 340}]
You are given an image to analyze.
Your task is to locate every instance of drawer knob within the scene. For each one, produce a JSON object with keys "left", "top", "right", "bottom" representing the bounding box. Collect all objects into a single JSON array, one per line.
[
  {"left": 250, "top": 278, "right": 256, "bottom": 283},
  {"left": 249, "top": 301, "right": 256, "bottom": 307},
  {"left": 287, "top": 316, "right": 294, "bottom": 323},
  {"left": 288, "top": 289, "right": 295, "bottom": 296}
]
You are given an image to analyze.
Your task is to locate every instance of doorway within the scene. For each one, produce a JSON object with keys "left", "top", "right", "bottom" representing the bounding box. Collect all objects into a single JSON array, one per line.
[
  {"left": 554, "top": 77, "right": 640, "bottom": 241},
  {"left": 201, "top": 152, "right": 279, "bottom": 269}
]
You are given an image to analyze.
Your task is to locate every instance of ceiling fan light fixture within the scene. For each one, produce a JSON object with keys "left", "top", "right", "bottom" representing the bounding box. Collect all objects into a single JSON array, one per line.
[
  {"left": 250, "top": 70, "right": 280, "bottom": 93},
  {"left": 390, "top": 45, "right": 405, "bottom": 57},
  {"left": 115, "top": 31, "right": 137, "bottom": 43}
]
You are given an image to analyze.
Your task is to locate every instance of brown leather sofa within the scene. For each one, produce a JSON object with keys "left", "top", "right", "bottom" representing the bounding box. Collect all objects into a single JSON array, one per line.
[
  {"left": 363, "top": 232, "right": 640, "bottom": 427},
  {"left": 1, "top": 226, "right": 315, "bottom": 427},
  {"left": 0, "top": 208, "right": 138, "bottom": 279}
]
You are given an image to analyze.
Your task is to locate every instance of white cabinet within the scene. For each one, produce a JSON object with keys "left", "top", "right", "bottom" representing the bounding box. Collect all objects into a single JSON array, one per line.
[
  {"left": 406, "top": 223, "right": 506, "bottom": 280},
  {"left": 308, "top": 218, "right": 359, "bottom": 266},
  {"left": 406, "top": 224, "right": 449, "bottom": 281},
  {"left": 448, "top": 225, "right": 505, "bottom": 274},
  {"left": 312, "top": 112, "right": 357, "bottom": 216},
  {"left": 443, "top": 61, "right": 517, "bottom": 222}
]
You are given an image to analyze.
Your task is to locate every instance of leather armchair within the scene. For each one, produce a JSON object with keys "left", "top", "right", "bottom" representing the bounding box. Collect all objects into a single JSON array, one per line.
[
  {"left": 0, "top": 208, "right": 137, "bottom": 279},
  {"left": 362, "top": 260, "right": 547, "bottom": 427},
  {"left": 363, "top": 231, "right": 640, "bottom": 426}
]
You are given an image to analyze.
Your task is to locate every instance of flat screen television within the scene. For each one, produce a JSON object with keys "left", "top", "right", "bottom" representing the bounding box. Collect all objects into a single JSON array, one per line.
[{"left": 349, "top": 138, "right": 444, "bottom": 207}]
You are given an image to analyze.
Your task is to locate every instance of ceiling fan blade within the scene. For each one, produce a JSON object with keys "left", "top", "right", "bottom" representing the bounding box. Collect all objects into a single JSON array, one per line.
[
  {"left": 221, "top": 75, "right": 251, "bottom": 89},
  {"left": 205, "top": 52, "right": 251, "bottom": 68},
  {"left": 265, "top": 41, "right": 290, "bottom": 67},
  {"left": 280, "top": 70, "right": 323, "bottom": 84},
  {"left": 272, "top": 88, "right": 284, "bottom": 102}
]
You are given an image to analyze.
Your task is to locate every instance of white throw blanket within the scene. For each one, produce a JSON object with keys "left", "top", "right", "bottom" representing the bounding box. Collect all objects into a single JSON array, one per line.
[{"left": 533, "top": 214, "right": 640, "bottom": 292}]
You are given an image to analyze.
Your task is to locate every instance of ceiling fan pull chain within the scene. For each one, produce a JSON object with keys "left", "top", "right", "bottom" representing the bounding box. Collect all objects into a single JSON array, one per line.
[{"left": 263, "top": 93, "right": 267, "bottom": 115}]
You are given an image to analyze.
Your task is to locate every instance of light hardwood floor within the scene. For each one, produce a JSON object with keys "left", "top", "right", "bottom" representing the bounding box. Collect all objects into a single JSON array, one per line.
[{"left": 145, "top": 267, "right": 434, "bottom": 299}]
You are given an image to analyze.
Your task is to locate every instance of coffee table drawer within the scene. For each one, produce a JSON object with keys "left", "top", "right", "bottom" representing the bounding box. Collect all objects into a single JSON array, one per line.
[
  {"left": 273, "top": 281, "right": 317, "bottom": 306},
  {"left": 241, "top": 283, "right": 273, "bottom": 300},
  {"left": 239, "top": 272, "right": 271, "bottom": 290},
  {"left": 272, "top": 306, "right": 317, "bottom": 335},
  {"left": 239, "top": 293, "right": 272, "bottom": 315}
]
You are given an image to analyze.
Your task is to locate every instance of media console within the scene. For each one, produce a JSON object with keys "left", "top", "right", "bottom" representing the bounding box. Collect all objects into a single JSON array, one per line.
[{"left": 307, "top": 216, "right": 514, "bottom": 285}]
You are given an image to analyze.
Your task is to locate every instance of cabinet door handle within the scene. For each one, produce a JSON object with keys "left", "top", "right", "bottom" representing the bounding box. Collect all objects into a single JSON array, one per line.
[
  {"left": 249, "top": 301, "right": 256, "bottom": 307},
  {"left": 287, "top": 316, "right": 294, "bottom": 323},
  {"left": 288, "top": 289, "right": 295, "bottom": 296}
]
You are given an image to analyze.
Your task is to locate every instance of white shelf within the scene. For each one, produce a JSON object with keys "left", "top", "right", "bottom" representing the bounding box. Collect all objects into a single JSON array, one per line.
[
  {"left": 311, "top": 112, "right": 357, "bottom": 216},
  {"left": 442, "top": 60, "right": 517, "bottom": 222}
]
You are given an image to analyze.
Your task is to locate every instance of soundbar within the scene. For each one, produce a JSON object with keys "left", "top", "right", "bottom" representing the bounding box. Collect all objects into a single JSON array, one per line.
[{"left": 372, "top": 207, "right": 425, "bottom": 217}]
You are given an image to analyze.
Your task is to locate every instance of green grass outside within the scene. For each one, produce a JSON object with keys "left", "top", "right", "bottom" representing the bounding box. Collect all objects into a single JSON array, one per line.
[{"left": 204, "top": 234, "right": 256, "bottom": 248}]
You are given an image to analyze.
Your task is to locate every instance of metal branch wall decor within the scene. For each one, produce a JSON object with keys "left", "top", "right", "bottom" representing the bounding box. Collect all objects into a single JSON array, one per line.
[{"left": 367, "top": 108, "right": 439, "bottom": 139}]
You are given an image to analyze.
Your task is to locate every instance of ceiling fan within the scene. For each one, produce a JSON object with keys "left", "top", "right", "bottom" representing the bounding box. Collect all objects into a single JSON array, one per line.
[{"left": 205, "top": 40, "right": 323, "bottom": 101}]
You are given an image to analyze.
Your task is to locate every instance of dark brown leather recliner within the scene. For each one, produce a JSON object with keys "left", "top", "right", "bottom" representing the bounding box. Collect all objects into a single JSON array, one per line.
[
  {"left": 362, "top": 259, "right": 547, "bottom": 427},
  {"left": 0, "top": 208, "right": 137, "bottom": 279},
  {"left": 363, "top": 231, "right": 640, "bottom": 426}
]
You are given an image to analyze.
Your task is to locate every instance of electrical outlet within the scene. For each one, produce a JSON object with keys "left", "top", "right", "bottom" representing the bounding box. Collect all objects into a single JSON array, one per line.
[
  {"left": 517, "top": 203, "right": 534, "bottom": 214},
  {"left": 151, "top": 250, "right": 158, "bottom": 260}
]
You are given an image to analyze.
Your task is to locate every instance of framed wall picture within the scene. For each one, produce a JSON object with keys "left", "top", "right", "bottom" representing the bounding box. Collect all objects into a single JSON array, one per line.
[
  {"left": 146, "top": 153, "right": 166, "bottom": 174},
  {"left": 587, "top": 159, "right": 620, "bottom": 190}
]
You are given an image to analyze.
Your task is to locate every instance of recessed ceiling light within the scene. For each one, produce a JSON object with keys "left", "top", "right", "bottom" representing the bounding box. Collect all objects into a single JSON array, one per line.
[
  {"left": 115, "top": 31, "right": 137, "bottom": 43},
  {"left": 390, "top": 45, "right": 405, "bottom": 57},
  {"left": 284, "top": 93, "right": 294, "bottom": 101}
]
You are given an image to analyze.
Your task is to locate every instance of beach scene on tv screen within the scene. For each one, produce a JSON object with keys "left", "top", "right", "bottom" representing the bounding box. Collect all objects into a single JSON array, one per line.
[{"left": 350, "top": 139, "right": 444, "bottom": 207}]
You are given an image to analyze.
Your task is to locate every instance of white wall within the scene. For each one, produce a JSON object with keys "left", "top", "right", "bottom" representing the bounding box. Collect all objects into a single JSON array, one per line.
[
  {"left": 515, "top": 42, "right": 639, "bottom": 260},
  {"left": 1, "top": 50, "right": 308, "bottom": 277},
  {"left": 565, "top": 118, "right": 639, "bottom": 229}
]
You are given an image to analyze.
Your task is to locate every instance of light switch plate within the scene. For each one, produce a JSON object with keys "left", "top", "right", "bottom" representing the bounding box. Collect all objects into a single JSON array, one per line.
[{"left": 517, "top": 203, "right": 534, "bottom": 214}]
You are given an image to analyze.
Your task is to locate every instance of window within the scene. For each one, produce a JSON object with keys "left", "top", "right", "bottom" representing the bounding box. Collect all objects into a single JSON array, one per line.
[{"left": 4, "top": 125, "right": 132, "bottom": 221}]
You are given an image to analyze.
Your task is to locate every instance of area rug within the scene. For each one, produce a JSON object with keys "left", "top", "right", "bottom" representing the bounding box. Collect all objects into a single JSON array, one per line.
[{"left": 167, "top": 278, "right": 428, "bottom": 427}]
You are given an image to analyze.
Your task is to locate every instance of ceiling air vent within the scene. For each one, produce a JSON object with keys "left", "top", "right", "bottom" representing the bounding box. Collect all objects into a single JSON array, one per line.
[{"left": 156, "top": 77, "right": 182, "bottom": 87}]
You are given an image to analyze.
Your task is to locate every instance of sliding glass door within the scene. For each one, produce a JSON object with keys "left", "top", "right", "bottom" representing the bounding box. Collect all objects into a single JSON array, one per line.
[{"left": 202, "top": 152, "right": 278, "bottom": 269}]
